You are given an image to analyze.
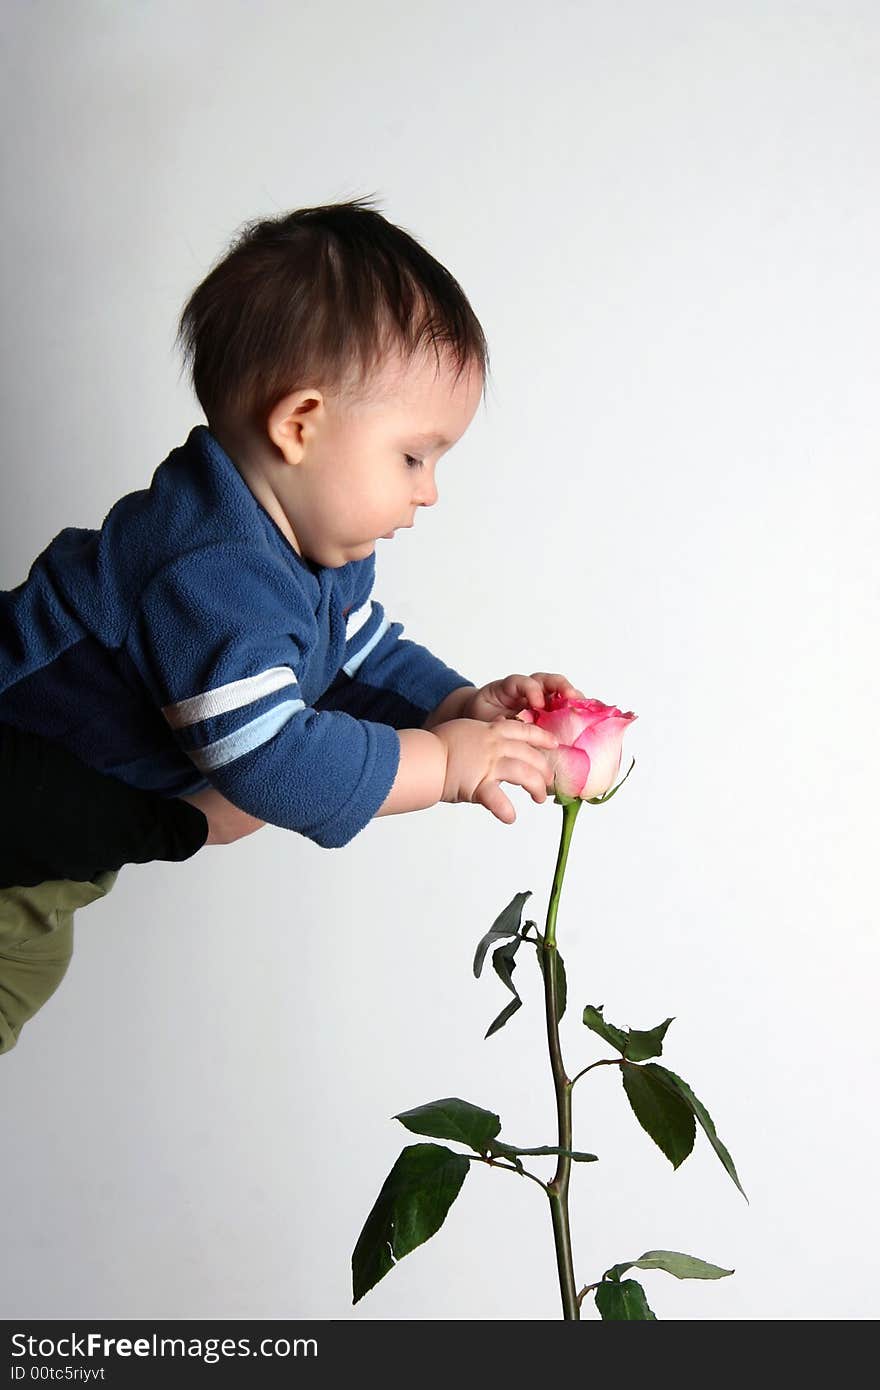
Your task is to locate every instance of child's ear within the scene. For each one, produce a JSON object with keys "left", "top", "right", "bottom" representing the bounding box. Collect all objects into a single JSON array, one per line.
[{"left": 267, "top": 388, "right": 325, "bottom": 463}]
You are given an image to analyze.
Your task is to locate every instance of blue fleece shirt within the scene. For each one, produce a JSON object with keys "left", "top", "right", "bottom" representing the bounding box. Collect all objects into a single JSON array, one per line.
[{"left": 0, "top": 426, "right": 474, "bottom": 849}]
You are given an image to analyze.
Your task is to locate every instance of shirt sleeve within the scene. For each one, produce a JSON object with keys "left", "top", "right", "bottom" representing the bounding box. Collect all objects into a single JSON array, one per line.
[
  {"left": 124, "top": 545, "right": 401, "bottom": 850},
  {"left": 333, "top": 551, "right": 476, "bottom": 730}
]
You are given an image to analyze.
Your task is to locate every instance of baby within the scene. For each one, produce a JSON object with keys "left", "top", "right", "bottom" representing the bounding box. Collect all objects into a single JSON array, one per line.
[
  {"left": 0, "top": 198, "right": 582, "bottom": 886},
  {"left": 1, "top": 202, "right": 583, "bottom": 861}
]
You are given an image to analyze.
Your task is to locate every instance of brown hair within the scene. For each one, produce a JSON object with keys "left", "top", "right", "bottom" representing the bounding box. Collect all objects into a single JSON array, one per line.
[{"left": 175, "top": 195, "right": 490, "bottom": 432}]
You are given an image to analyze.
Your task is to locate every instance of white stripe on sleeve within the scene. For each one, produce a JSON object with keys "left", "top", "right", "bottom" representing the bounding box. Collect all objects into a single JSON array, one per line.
[
  {"left": 345, "top": 600, "right": 373, "bottom": 641},
  {"left": 162, "top": 666, "right": 299, "bottom": 730}
]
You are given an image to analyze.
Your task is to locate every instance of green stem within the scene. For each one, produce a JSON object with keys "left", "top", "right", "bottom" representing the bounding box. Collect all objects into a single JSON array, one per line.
[
  {"left": 577, "top": 1281, "right": 600, "bottom": 1307},
  {"left": 545, "top": 799, "right": 579, "bottom": 951},
  {"left": 468, "top": 1155, "right": 549, "bottom": 1193},
  {"left": 570, "top": 1057, "right": 623, "bottom": 1088},
  {"left": 542, "top": 798, "right": 582, "bottom": 1320}
]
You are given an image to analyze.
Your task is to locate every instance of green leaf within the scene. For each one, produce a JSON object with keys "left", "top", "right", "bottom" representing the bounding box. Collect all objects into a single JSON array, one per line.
[
  {"left": 492, "top": 935, "right": 521, "bottom": 999},
  {"left": 595, "top": 1278, "right": 657, "bottom": 1319},
  {"left": 352, "top": 1143, "right": 470, "bottom": 1303},
  {"left": 583, "top": 1004, "right": 673, "bottom": 1061},
  {"left": 473, "top": 891, "right": 532, "bottom": 977},
  {"left": 603, "top": 1250, "right": 734, "bottom": 1282},
  {"left": 536, "top": 946, "right": 567, "bottom": 1023},
  {"left": 488, "top": 1139, "right": 598, "bottom": 1162},
  {"left": 484, "top": 936, "right": 524, "bottom": 1038},
  {"left": 491, "top": 935, "right": 521, "bottom": 985},
  {"left": 621, "top": 1062, "right": 695, "bottom": 1168},
  {"left": 555, "top": 952, "right": 566, "bottom": 1021},
  {"left": 624, "top": 1017, "right": 674, "bottom": 1063},
  {"left": 583, "top": 1003, "right": 629, "bottom": 1054},
  {"left": 393, "top": 1098, "right": 501, "bottom": 1153},
  {"left": 485, "top": 995, "right": 523, "bottom": 1038},
  {"left": 645, "top": 1064, "right": 748, "bottom": 1201}
]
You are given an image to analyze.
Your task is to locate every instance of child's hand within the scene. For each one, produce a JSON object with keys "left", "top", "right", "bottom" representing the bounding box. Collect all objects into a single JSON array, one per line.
[
  {"left": 433, "top": 717, "right": 560, "bottom": 824},
  {"left": 178, "top": 787, "right": 266, "bottom": 845},
  {"left": 458, "top": 672, "right": 586, "bottom": 725}
]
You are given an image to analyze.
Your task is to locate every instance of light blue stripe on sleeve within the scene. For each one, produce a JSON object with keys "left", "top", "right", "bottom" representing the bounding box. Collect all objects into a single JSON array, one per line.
[
  {"left": 188, "top": 698, "right": 306, "bottom": 772},
  {"left": 343, "top": 615, "right": 390, "bottom": 677}
]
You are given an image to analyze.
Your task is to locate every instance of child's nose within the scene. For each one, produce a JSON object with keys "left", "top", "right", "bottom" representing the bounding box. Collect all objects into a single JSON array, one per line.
[{"left": 414, "top": 475, "right": 439, "bottom": 507}]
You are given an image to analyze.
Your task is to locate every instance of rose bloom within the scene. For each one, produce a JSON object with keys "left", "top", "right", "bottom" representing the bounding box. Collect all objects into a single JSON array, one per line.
[{"left": 517, "top": 694, "right": 637, "bottom": 801}]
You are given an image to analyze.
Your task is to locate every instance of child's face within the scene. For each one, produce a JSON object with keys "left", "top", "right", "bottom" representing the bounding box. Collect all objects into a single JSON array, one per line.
[{"left": 266, "top": 346, "right": 484, "bottom": 568}]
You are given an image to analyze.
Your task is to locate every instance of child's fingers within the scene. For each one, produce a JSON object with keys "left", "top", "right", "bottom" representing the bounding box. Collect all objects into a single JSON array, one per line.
[
  {"left": 529, "top": 671, "right": 587, "bottom": 701},
  {"left": 475, "top": 779, "right": 517, "bottom": 824},
  {"left": 495, "top": 673, "right": 546, "bottom": 709},
  {"left": 493, "top": 710, "right": 557, "bottom": 741},
  {"left": 503, "top": 752, "right": 556, "bottom": 802},
  {"left": 504, "top": 722, "right": 559, "bottom": 748}
]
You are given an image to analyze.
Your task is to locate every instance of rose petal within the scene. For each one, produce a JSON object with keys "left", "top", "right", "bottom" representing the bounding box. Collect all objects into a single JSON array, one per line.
[
  {"left": 531, "top": 704, "right": 592, "bottom": 746},
  {"left": 553, "top": 744, "right": 591, "bottom": 798},
  {"left": 575, "top": 714, "right": 637, "bottom": 799}
]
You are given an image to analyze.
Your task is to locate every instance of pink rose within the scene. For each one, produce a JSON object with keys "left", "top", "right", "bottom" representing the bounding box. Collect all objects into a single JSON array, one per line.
[{"left": 518, "top": 694, "right": 637, "bottom": 802}]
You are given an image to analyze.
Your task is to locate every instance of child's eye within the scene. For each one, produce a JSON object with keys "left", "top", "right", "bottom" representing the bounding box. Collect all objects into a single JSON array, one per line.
[{"left": 404, "top": 454, "right": 425, "bottom": 469}]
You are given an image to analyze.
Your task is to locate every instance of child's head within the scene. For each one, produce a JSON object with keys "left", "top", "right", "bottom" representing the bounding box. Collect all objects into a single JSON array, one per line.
[{"left": 176, "top": 196, "right": 489, "bottom": 567}]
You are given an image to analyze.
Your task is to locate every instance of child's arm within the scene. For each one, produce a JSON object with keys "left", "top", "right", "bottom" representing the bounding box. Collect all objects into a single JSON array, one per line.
[
  {"left": 126, "top": 546, "right": 416, "bottom": 850},
  {"left": 181, "top": 717, "right": 559, "bottom": 829},
  {"left": 371, "top": 728, "right": 447, "bottom": 815},
  {"left": 126, "top": 548, "right": 561, "bottom": 847},
  {"left": 330, "top": 551, "right": 477, "bottom": 732},
  {"left": 339, "top": 583, "right": 584, "bottom": 739},
  {"left": 178, "top": 785, "right": 265, "bottom": 845},
  {"left": 422, "top": 685, "right": 473, "bottom": 730}
]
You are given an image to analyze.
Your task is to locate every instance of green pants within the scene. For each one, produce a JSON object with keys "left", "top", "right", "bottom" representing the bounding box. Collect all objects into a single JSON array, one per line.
[{"left": 0, "top": 872, "right": 117, "bottom": 1055}]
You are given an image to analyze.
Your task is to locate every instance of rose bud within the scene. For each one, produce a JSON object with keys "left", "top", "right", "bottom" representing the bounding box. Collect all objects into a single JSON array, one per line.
[{"left": 518, "top": 693, "right": 637, "bottom": 802}]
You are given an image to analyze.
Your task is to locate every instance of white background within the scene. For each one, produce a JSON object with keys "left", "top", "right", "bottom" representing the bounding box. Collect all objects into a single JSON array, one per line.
[{"left": 1, "top": 0, "right": 877, "bottom": 1321}]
